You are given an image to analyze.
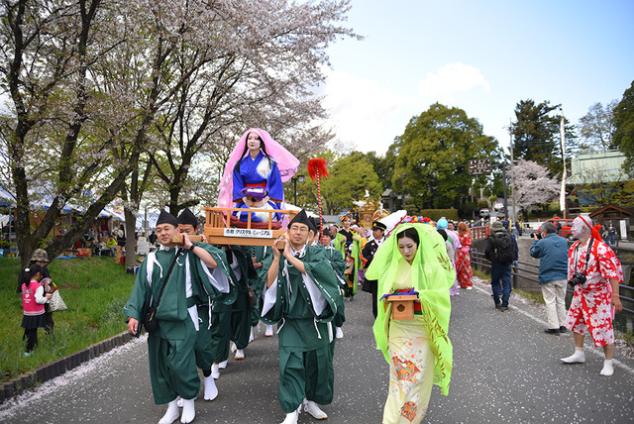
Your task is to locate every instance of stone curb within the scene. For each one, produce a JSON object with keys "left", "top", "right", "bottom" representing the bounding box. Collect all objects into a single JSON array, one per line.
[{"left": 0, "top": 331, "right": 133, "bottom": 405}]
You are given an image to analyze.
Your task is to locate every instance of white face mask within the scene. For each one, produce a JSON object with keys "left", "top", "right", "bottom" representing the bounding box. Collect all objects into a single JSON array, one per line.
[{"left": 571, "top": 217, "right": 589, "bottom": 239}]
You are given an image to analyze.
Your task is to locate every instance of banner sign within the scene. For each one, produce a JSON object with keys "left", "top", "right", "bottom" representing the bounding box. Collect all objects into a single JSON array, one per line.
[{"left": 223, "top": 228, "right": 274, "bottom": 239}]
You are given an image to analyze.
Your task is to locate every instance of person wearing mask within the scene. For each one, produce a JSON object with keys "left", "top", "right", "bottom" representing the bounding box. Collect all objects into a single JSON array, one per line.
[
  {"left": 560, "top": 215, "right": 624, "bottom": 377},
  {"left": 529, "top": 222, "right": 569, "bottom": 334}
]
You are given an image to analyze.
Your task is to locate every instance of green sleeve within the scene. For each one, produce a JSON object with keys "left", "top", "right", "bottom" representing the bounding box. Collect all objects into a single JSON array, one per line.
[{"left": 302, "top": 247, "right": 341, "bottom": 322}]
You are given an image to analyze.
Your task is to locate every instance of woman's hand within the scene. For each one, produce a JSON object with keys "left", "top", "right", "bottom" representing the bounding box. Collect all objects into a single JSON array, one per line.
[{"left": 612, "top": 294, "right": 623, "bottom": 313}]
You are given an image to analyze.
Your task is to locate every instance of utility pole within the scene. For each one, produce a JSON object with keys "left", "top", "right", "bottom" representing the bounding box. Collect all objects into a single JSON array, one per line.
[
  {"left": 559, "top": 112, "right": 567, "bottom": 219},
  {"left": 509, "top": 122, "right": 517, "bottom": 226}
]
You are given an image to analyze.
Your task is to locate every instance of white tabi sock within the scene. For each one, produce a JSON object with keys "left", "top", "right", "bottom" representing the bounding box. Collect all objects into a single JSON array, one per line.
[
  {"left": 175, "top": 396, "right": 183, "bottom": 408},
  {"left": 303, "top": 400, "right": 328, "bottom": 420},
  {"left": 600, "top": 359, "right": 614, "bottom": 376},
  {"left": 180, "top": 398, "right": 195, "bottom": 424},
  {"left": 203, "top": 375, "right": 219, "bottom": 400},
  {"left": 158, "top": 400, "right": 180, "bottom": 424},
  {"left": 218, "top": 359, "right": 228, "bottom": 369},
  {"left": 211, "top": 363, "right": 220, "bottom": 379},
  {"left": 335, "top": 327, "right": 344, "bottom": 339},
  {"left": 280, "top": 411, "right": 298, "bottom": 424},
  {"left": 561, "top": 347, "right": 585, "bottom": 364},
  {"left": 230, "top": 341, "right": 237, "bottom": 353},
  {"left": 249, "top": 327, "right": 255, "bottom": 343},
  {"left": 234, "top": 349, "right": 245, "bottom": 360},
  {"left": 265, "top": 325, "right": 274, "bottom": 337}
]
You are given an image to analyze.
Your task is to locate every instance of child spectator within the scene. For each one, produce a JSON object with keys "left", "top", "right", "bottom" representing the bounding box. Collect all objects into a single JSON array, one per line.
[{"left": 20, "top": 264, "right": 51, "bottom": 356}]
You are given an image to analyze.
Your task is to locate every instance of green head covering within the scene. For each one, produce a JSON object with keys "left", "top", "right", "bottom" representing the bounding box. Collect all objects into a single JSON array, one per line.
[{"left": 366, "top": 223, "right": 455, "bottom": 396}]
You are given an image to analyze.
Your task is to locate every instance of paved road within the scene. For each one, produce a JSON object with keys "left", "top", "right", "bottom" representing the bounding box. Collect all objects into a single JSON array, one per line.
[{"left": 1, "top": 280, "right": 633, "bottom": 424}]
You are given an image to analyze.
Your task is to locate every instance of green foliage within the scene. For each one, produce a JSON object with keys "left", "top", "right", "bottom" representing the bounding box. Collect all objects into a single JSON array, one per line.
[
  {"left": 511, "top": 99, "right": 574, "bottom": 176},
  {"left": 392, "top": 103, "right": 501, "bottom": 210},
  {"left": 301, "top": 151, "right": 383, "bottom": 214},
  {"left": 420, "top": 209, "right": 459, "bottom": 221},
  {"left": 0, "top": 257, "right": 134, "bottom": 383},
  {"left": 613, "top": 80, "right": 634, "bottom": 177}
]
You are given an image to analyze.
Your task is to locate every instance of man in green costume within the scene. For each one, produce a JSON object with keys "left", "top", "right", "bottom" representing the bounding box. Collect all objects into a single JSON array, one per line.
[
  {"left": 225, "top": 245, "right": 257, "bottom": 360},
  {"left": 262, "top": 210, "right": 341, "bottom": 424},
  {"left": 319, "top": 229, "right": 346, "bottom": 340},
  {"left": 177, "top": 208, "right": 234, "bottom": 402},
  {"left": 125, "top": 210, "right": 227, "bottom": 424},
  {"left": 250, "top": 245, "right": 274, "bottom": 337}
]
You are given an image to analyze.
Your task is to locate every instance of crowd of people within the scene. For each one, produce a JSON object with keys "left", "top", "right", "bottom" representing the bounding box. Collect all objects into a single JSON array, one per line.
[{"left": 16, "top": 126, "right": 626, "bottom": 424}]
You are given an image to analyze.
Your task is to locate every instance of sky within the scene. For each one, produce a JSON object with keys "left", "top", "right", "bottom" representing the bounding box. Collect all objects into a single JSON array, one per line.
[{"left": 321, "top": 0, "right": 634, "bottom": 155}]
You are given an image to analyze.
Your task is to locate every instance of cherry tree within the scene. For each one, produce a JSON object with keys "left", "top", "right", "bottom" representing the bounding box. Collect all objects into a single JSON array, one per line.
[
  {"left": 507, "top": 159, "right": 560, "bottom": 214},
  {"left": 0, "top": 0, "right": 353, "bottom": 265}
]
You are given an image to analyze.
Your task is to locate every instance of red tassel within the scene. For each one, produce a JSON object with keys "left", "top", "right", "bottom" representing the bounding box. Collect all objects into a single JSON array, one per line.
[{"left": 307, "top": 158, "right": 328, "bottom": 181}]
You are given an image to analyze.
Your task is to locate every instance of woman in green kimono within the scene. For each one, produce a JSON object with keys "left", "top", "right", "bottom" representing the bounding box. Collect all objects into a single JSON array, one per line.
[{"left": 366, "top": 223, "right": 454, "bottom": 424}]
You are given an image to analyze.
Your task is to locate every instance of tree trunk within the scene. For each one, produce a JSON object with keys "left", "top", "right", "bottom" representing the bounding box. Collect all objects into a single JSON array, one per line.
[{"left": 124, "top": 207, "right": 137, "bottom": 273}]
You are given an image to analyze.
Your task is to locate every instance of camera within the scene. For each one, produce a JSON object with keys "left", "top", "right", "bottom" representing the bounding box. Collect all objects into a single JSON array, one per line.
[
  {"left": 568, "top": 272, "right": 587, "bottom": 287},
  {"left": 532, "top": 231, "right": 542, "bottom": 240}
]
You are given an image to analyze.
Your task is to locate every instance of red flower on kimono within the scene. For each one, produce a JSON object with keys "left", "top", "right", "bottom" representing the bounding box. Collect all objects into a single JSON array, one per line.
[
  {"left": 401, "top": 401, "right": 417, "bottom": 422},
  {"left": 392, "top": 356, "right": 421, "bottom": 383}
]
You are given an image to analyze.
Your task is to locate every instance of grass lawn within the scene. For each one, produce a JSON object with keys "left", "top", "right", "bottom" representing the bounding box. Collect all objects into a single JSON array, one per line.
[{"left": 0, "top": 256, "right": 135, "bottom": 383}]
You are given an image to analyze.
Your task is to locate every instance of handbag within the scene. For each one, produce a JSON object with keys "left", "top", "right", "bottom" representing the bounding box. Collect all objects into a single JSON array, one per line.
[
  {"left": 48, "top": 290, "right": 68, "bottom": 311},
  {"left": 142, "top": 252, "right": 180, "bottom": 333}
]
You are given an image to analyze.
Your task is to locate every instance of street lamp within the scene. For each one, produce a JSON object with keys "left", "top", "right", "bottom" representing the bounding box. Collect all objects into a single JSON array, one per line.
[{"left": 293, "top": 175, "right": 305, "bottom": 206}]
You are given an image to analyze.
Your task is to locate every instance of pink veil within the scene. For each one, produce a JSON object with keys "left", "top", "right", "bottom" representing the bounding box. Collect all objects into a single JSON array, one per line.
[{"left": 216, "top": 128, "right": 300, "bottom": 207}]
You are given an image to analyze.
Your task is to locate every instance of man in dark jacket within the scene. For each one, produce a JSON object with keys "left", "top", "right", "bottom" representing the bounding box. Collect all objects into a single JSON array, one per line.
[
  {"left": 485, "top": 221, "right": 518, "bottom": 311},
  {"left": 530, "top": 222, "right": 569, "bottom": 334},
  {"left": 361, "top": 220, "right": 386, "bottom": 318}
]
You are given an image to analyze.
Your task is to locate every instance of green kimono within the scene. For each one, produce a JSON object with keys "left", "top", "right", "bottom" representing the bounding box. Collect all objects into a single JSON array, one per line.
[
  {"left": 124, "top": 246, "right": 219, "bottom": 404},
  {"left": 261, "top": 245, "right": 341, "bottom": 413},
  {"left": 350, "top": 234, "right": 366, "bottom": 296},
  {"left": 333, "top": 232, "right": 346, "bottom": 259},
  {"left": 322, "top": 245, "right": 346, "bottom": 329},
  {"left": 209, "top": 248, "right": 238, "bottom": 365},
  {"left": 227, "top": 247, "right": 257, "bottom": 350},
  {"left": 190, "top": 244, "right": 234, "bottom": 372},
  {"left": 249, "top": 245, "right": 272, "bottom": 327}
]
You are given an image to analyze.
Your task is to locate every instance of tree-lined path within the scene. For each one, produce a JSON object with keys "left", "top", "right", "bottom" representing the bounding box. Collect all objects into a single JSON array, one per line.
[{"left": 1, "top": 280, "right": 633, "bottom": 424}]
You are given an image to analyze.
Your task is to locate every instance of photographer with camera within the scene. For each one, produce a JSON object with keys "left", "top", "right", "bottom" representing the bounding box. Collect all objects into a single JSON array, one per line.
[
  {"left": 561, "top": 215, "right": 624, "bottom": 377},
  {"left": 529, "top": 222, "right": 569, "bottom": 334}
]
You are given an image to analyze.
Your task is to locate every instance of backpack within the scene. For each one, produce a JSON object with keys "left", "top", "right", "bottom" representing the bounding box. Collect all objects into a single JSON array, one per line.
[{"left": 490, "top": 232, "right": 515, "bottom": 264}]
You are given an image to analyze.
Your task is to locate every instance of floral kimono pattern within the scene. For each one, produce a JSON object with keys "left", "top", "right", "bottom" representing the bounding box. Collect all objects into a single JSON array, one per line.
[
  {"left": 456, "top": 233, "right": 473, "bottom": 288},
  {"left": 565, "top": 239, "right": 624, "bottom": 347}
]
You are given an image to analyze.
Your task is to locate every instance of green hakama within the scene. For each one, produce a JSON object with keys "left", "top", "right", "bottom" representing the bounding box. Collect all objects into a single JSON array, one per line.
[
  {"left": 261, "top": 245, "right": 341, "bottom": 413},
  {"left": 227, "top": 247, "right": 257, "bottom": 350},
  {"left": 125, "top": 248, "right": 205, "bottom": 404},
  {"left": 188, "top": 244, "right": 234, "bottom": 372}
]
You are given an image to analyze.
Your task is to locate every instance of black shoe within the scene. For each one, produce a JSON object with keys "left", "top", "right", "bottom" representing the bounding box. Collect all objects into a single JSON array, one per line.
[
  {"left": 495, "top": 304, "right": 502, "bottom": 310},
  {"left": 544, "top": 328, "right": 560, "bottom": 334},
  {"left": 559, "top": 326, "right": 568, "bottom": 333},
  {"left": 499, "top": 306, "right": 509, "bottom": 311}
]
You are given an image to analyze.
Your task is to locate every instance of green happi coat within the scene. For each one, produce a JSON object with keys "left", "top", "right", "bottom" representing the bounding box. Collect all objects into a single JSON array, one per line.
[
  {"left": 261, "top": 245, "right": 341, "bottom": 413},
  {"left": 190, "top": 244, "right": 235, "bottom": 372},
  {"left": 124, "top": 245, "right": 228, "bottom": 404}
]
